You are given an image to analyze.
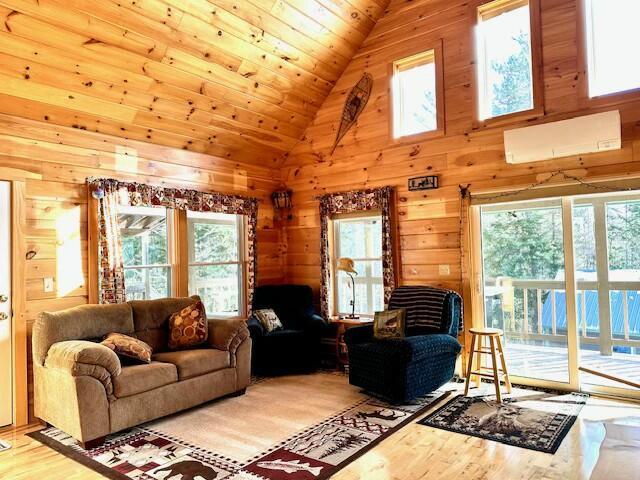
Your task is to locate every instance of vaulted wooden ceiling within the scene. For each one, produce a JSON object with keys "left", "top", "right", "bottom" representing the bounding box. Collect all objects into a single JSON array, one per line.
[{"left": 0, "top": 0, "right": 388, "bottom": 167}]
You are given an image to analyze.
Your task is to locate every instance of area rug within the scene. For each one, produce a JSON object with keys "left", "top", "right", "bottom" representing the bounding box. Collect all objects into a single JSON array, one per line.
[
  {"left": 418, "top": 388, "right": 588, "bottom": 453},
  {"left": 28, "top": 372, "right": 448, "bottom": 479}
]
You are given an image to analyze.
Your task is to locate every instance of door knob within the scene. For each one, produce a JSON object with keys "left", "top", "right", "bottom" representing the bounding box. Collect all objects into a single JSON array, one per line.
[
  {"left": 0, "top": 313, "right": 7, "bottom": 321},
  {"left": 0, "top": 295, "right": 7, "bottom": 303}
]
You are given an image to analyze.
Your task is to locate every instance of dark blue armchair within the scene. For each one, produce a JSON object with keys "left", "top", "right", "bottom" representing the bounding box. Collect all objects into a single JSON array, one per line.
[
  {"left": 345, "top": 286, "right": 463, "bottom": 403},
  {"left": 247, "top": 285, "right": 328, "bottom": 375}
]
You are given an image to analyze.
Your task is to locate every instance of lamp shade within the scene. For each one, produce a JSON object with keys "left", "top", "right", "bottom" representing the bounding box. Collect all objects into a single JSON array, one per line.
[{"left": 336, "top": 257, "right": 358, "bottom": 274}]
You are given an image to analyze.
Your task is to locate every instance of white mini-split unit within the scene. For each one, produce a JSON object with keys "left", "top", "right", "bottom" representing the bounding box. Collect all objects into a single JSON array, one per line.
[{"left": 503, "top": 110, "right": 621, "bottom": 164}]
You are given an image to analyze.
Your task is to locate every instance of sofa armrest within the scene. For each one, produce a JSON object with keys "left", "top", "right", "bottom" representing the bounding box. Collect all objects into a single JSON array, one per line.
[
  {"left": 207, "top": 318, "right": 249, "bottom": 354},
  {"left": 246, "top": 316, "right": 265, "bottom": 338},
  {"left": 344, "top": 324, "right": 374, "bottom": 346},
  {"left": 44, "top": 340, "right": 121, "bottom": 399},
  {"left": 305, "top": 313, "right": 329, "bottom": 335}
]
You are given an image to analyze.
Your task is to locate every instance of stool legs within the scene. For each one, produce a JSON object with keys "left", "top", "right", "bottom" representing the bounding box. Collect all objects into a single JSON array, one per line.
[
  {"left": 464, "top": 333, "right": 476, "bottom": 396},
  {"left": 488, "top": 335, "right": 502, "bottom": 403},
  {"left": 495, "top": 335, "right": 512, "bottom": 394},
  {"left": 464, "top": 332, "right": 512, "bottom": 403}
]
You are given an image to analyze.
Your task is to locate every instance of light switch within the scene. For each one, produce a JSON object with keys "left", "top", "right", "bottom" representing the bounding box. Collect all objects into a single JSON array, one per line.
[
  {"left": 44, "top": 277, "right": 55, "bottom": 293},
  {"left": 439, "top": 265, "right": 451, "bottom": 276}
]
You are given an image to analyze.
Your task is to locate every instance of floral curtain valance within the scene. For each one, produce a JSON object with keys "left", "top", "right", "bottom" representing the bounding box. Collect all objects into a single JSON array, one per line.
[
  {"left": 88, "top": 178, "right": 258, "bottom": 314},
  {"left": 319, "top": 186, "right": 397, "bottom": 319}
]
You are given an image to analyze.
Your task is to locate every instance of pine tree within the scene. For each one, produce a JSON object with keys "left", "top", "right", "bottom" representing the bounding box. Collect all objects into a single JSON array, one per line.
[{"left": 490, "top": 32, "right": 533, "bottom": 117}]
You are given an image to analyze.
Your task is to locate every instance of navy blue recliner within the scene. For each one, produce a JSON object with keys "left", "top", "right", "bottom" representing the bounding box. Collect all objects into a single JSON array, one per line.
[
  {"left": 345, "top": 286, "right": 463, "bottom": 403},
  {"left": 247, "top": 285, "right": 328, "bottom": 375}
]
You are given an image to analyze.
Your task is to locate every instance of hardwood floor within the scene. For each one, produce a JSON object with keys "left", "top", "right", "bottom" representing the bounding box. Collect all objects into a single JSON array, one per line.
[{"left": 1, "top": 387, "right": 639, "bottom": 480}]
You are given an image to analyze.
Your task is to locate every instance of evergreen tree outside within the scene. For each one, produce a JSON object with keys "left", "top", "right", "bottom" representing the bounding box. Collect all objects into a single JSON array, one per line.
[{"left": 490, "top": 31, "right": 533, "bottom": 117}]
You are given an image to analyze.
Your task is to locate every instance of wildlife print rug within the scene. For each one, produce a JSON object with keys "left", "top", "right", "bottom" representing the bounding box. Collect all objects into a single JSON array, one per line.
[
  {"left": 418, "top": 388, "right": 588, "bottom": 453},
  {"left": 28, "top": 373, "right": 448, "bottom": 479}
]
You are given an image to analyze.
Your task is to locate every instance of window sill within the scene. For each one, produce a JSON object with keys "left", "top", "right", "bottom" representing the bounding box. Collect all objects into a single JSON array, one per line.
[
  {"left": 389, "top": 127, "right": 445, "bottom": 147},
  {"left": 579, "top": 86, "right": 640, "bottom": 110},
  {"left": 472, "top": 105, "right": 545, "bottom": 131}
]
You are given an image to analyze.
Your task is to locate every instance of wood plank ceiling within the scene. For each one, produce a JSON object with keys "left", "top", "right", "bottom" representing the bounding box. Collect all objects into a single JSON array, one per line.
[{"left": 0, "top": 0, "right": 388, "bottom": 167}]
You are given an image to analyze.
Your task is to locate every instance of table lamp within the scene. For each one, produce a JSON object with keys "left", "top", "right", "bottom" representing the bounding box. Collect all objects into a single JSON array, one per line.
[{"left": 337, "top": 257, "right": 359, "bottom": 319}]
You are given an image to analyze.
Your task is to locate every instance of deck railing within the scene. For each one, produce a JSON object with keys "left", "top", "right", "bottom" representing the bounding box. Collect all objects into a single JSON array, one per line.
[{"left": 485, "top": 278, "right": 640, "bottom": 354}]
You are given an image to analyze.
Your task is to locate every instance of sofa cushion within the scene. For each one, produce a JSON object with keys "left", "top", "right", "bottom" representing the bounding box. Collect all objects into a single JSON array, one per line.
[
  {"left": 129, "top": 296, "right": 199, "bottom": 353},
  {"left": 113, "top": 362, "right": 178, "bottom": 398},
  {"left": 152, "top": 349, "right": 230, "bottom": 380},
  {"left": 102, "top": 332, "right": 153, "bottom": 364},
  {"left": 168, "top": 301, "right": 208, "bottom": 350},
  {"left": 254, "top": 308, "right": 283, "bottom": 333}
]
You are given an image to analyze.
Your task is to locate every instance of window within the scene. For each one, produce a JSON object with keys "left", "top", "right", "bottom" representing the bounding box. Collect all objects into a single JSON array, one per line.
[
  {"left": 187, "top": 211, "right": 245, "bottom": 317},
  {"left": 476, "top": 0, "right": 534, "bottom": 120},
  {"left": 585, "top": 0, "right": 640, "bottom": 97},
  {"left": 392, "top": 49, "right": 439, "bottom": 138},
  {"left": 118, "top": 205, "right": 171, "bottom": 301},
  {"left": 332, "top": 214, "right": 384, "bottom": 316}
]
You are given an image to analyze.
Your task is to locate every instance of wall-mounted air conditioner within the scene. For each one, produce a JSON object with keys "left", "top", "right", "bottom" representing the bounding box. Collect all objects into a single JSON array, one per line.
[{"left": 503, "top": 110, "right": 621, "bottom": 164}]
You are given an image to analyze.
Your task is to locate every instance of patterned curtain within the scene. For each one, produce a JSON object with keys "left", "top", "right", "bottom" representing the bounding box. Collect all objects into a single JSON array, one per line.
[
  {"left": 319, "top": 186, "right": 396, "bottom": 319},
  {"left": 88, "top": 178, "right": 259, "bottom": 314},
  {"left": 93, "top": 179, "right": 126, "bottom": 304}
]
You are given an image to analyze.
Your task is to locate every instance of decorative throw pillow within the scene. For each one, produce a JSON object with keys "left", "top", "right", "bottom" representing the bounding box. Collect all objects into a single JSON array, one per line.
[
  {"left": 373, "top": 309, "right": 406, "bottom": 339},
  {"left": 254, "top": 308, "right": 283, "bottom": 333},
  {"left": 168, "top": 300, "right": 208, "bottom": 350},
  {"left": 101, "top": 333, "right": 152, "bottom": 364}
]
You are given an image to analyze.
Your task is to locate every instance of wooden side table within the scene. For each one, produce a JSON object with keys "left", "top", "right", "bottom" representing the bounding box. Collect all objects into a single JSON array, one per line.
[
  {"left": 464, "top": 327, "right": 512, "bottom": 403},
  {"left": 330, "top": 317, "right": 373, "bottom": 370}
]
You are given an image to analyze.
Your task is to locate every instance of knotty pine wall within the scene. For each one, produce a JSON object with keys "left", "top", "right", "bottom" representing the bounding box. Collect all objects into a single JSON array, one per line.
[
  {"left": 0, "top": 113, "right": 285, "bottom": 420},
  {"left": 281, "top": 0, "right": 640, "bottom": 316}
]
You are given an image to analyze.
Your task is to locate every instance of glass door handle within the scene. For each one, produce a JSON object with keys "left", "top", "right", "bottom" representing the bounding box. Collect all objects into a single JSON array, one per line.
[
  {"left": 0, "top": 313, "right": 7, "bottom": 321},
  {"left": 0, "top": 295, "right": 7, "bottom": 303}
]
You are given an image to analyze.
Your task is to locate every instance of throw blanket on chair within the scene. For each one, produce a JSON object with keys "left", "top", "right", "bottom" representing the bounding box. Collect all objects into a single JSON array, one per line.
[{"left": 388, "top": 286, "right": 463, "bottom": 333}]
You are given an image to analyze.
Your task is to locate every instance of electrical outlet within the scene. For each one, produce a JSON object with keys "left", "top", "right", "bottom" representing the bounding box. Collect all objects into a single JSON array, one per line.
[
  {"left": 43, "top": 277, "right": 55, "bottom": 293},
  {"left": 439, "top": 264, "right": 451, "bottom": 276}
]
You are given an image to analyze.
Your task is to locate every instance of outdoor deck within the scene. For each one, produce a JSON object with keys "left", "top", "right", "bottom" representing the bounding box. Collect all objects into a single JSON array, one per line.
[{"left": 503, "top": 341, "right": 640, "bottom": 389}]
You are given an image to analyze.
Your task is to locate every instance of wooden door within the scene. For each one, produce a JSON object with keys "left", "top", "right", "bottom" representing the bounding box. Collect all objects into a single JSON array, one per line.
[{"left": 0, "top": 181, "right": 11, "bottom": 426}]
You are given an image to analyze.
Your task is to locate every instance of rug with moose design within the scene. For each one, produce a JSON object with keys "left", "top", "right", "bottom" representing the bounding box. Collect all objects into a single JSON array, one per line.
[{"left": 28, "top": 372, "right": 448, "bottom": 480}]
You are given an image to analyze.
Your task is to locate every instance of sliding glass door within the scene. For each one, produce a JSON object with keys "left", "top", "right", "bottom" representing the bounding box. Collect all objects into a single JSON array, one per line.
[
  {"left": 478, "top": 193, "right": 640, "bottom": 398},
  {"left": 481, "top": 199, "right": 572, "bottom": 385}
]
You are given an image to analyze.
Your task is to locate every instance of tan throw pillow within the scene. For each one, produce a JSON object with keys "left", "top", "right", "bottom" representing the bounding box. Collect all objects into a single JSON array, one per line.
[
  {"left": 101, "top": 333, "right": 152, "bottom": 364},
  {"left": 373, "top": 309, "right": 406, "bottom": 339},
  {"left": 168, "top": 300, "right": 208, "bottom": 350},
  {"left": 254, "top": 308, "right": 283, "bottom": 333}
]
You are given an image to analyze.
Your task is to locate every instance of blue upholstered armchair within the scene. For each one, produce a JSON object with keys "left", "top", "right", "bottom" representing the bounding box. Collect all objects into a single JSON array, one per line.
[
  {"left": 345, "top": 286, "right": 463, "bottom": 403},
  {"left": 247, "top": 285, "right": 329, "bottom": 375}
]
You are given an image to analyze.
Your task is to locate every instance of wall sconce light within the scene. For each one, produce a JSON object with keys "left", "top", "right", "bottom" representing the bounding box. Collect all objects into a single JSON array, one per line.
[{"left": 271, "top": 189, "right": 293, "bottom": 220}]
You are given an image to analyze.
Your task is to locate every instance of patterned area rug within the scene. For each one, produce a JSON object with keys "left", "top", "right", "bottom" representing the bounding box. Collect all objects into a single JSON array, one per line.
[
  {"left": 28, "top": 373, "right": 448, "bottom": 479},
  {"left": 418, "top": 388, "right": 588, "bottom": 453}
]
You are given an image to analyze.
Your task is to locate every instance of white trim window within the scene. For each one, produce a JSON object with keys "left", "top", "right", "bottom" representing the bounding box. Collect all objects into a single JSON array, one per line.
[
  {"left": 476, "top": 0, "right": 534, "bottom": 120},
  {"left": 392, "top": 49, "right": 438, "bottom": 138},
  {"left": 332, "top": 214, "right": 384, "bottom": 317},
  {"left": 118, "top": 205, "right": 172, "bottom": 301},
  {"left": 187, "top": 211, "right": 245, "bottom": 317},
  {"left": 585, "top": 0, "right": 640, "bottom": 98}
]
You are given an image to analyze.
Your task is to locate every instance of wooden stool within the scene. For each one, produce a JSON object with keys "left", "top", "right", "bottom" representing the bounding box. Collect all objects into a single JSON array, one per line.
[{"left": 464, "top": 328, "right": 512, "bottom": 403}]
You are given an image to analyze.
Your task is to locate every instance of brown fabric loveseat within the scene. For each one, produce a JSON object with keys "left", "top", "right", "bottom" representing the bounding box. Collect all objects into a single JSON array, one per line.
[{"left": 32, "top": 296, "right": 250, "bottom": 448}]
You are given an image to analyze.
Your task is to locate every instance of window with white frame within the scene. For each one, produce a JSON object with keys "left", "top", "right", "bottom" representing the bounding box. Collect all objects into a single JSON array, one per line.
[
  {"left": 585, "top": 0, "right": 640, "bottom": 98},
  {"left": 118, "top": 205, "right": 172, "bottom": 301},
  {"left": 392, "top": 49, "right": 438, "bottom": 138},
  {"left": 332, "top": 214, "right": 384, "bottom": 317},
  {"left": 187, "top": 211, "right": 245, "bottom": 317},
  {"left": 476, "top": 0, "right": 534, "bottom": 120}
]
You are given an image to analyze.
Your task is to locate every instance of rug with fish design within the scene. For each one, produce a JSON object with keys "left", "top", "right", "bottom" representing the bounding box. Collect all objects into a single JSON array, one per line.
[{"left": 28, "top": 372, "right": 448, "bottom": 480}]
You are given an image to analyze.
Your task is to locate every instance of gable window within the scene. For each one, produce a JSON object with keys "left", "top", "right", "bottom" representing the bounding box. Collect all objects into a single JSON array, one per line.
[
  {"left": 392, "top": 49, "right": 440, "bottom": 139},
  {"left": 118, "top": 205, "right": 172, "bottom": 301},
  {"left": 585, "top": 0, "right": 640, "bottom": 98},
  {"left": 476, "top": 0, "right": 535, "bottom": 120},
  {"left": 187, "top": 211, "right": 245, "bottom": 317},
  {"left": 332, "top": 214, "right": 384, "bottom": 317}
]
